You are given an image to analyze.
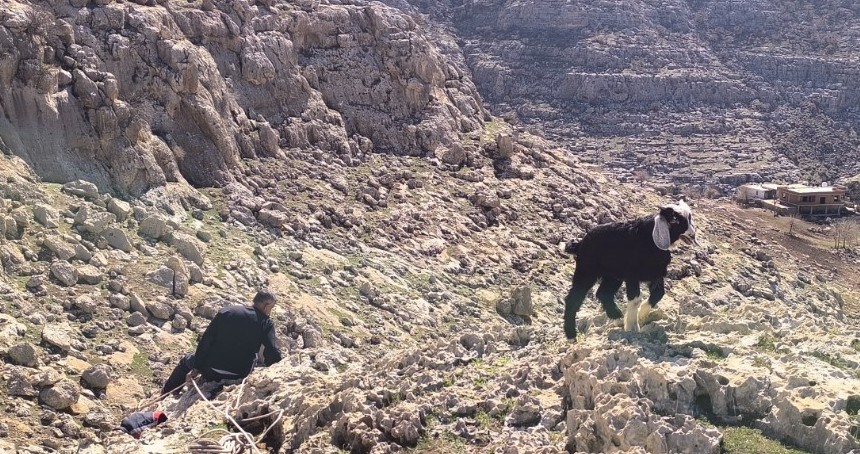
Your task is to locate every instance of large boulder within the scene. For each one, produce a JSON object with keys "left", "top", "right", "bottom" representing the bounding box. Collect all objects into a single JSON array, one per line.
[
  {"left": 39, "top": 379, "right": 81, "bottom": 410},
  {"left": 50, "top": 260, "right": 78, "bottom": 287},
  {"left": 139, "top": 215, "right": 172, "bottom": 240},
  {"left": 41, "top": 324, "right": 74, "bottom": 352},
  {"left": 146, "top": 300, "right": 174, "bottom": 320},
  {"left": 62, "top": 180, "right": 99, "bottom": 199},
  {"left": 74, "top": 206, "right": 116, "bottom": 235},
  {"left": 33, "top": 204, "right": 60, "bottom": 228},
  {"left": 77, "top": 265, "right": 104, "bottom": 285},
  {"left": 170, "top": 233, "right": 206, "bottom": 265},
  {"left": 43, "top": 236, "right": 76, "bottom": 261},
  {"left": 107, "top": 198, "right": 132, "bottom": 221},
  {"left": 82, "top": 364, "right": 113, "bottom": 389},
  {"left": 7, "top": 342, "right": 39, "bottom": 367},
  {"left": 104, "top": 227, "right": 133, "bottom": 252}
]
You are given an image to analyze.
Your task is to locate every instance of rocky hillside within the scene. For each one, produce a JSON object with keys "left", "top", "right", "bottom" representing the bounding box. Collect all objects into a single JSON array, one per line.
[
  {"left": 406, "top": 0, "right": 860, "bottom": 189},
  {"left": 0, "top": 0, "right": 859, "bottom": 454}
]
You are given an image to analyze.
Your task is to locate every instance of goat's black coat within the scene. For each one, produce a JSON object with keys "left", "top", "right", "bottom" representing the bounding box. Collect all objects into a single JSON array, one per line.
[{"left": 563, "top": 206, "right": 691, "bottom": 339}]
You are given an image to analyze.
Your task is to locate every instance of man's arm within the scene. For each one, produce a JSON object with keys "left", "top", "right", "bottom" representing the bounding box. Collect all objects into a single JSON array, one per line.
[
  {"left": 193, "top": 312, "right": 221, "bottom": 370},
  {"left": 261, "top": 321, "right": 282, "bottom": 366}
]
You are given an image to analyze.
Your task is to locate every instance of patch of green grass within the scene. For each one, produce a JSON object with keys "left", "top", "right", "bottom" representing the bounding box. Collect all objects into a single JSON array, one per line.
[
  {"left": 756, "top": 333, "right": 777, "bottom": 353},
  {"left": 130, "top": 352, "right": 154, "bottom": 381},
  {"left": 480, "top": 118, "right": 507, "bottom": 146},
  {"left": 473, "top": 377, "right": 488, "bottom": 388},
  {"left": 721, "top": 426, "right": 809, "bottom": 454},
  {"left": 851, "top": 339, "right": 860, "bottom": 353},
  {"left": 846, "top": 395, "right": 860, "bottom": 416},
  {"left": 474, "top": 410, "right": 492, "bottom": 428},
  {"left": 809, "top": 351, "right": 852, "bottom": 371},
  {"left": 703, "top": 346, "right": 728, "bottom": 360},
  {"left": 413, "top": 431, "right": 468, "bottom": 454}
]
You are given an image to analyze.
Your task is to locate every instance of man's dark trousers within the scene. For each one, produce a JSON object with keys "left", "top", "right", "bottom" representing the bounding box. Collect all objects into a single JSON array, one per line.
[{"left": 161, "top": 353, "right": 236, "bottom": 395}]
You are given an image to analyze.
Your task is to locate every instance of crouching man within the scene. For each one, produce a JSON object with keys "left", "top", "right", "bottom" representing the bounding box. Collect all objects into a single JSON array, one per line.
[{"left": 161, "top": 290, "right": 283, "bottom": 395}]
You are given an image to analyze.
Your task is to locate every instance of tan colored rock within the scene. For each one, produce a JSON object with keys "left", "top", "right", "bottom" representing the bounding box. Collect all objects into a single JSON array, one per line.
[
  {"left": 104, "top": 226, "right": 133, "bottom": 252},
  {"left": 170, "top": 233, "right": 206, "bottom": 265},
  {"left": 33, "top": 203, "right": 59, "bottom": 228}
]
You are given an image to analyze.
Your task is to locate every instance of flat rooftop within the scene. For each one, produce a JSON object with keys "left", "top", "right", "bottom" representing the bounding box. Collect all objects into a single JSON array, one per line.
[{"left": 782, "top": 186, "right": 845, "bottom": 194}]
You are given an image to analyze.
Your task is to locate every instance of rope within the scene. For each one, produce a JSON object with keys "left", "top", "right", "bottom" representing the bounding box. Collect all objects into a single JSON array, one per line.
[
  {"left": 191, "top": 378, "right": 261, "bottom": 454},
  {"left": 255, "top": 409, "right": 284, "bottom": 444},
  {"left": 135, "top": 383, "right": 187, "bottom": 412},
  {"left": 184, "top": 378, "right": 283, "bottom": 453}
]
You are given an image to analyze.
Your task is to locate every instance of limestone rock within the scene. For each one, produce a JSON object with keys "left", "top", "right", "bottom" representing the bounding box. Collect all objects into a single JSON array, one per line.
[
  {"left": 74, "top": 295, "right": 98, "bottom": 314},
  {"left": 127, "top": 312, "right": 146, "bottom": 327},
  {"left": 41, "top": 324, "right": 73, "bottom": 352},
  {"left": 129, "top": 293, "right": 149, "bottom": 315},
  {"left": 44, "top": 236, "right": 76, "bottom": 261},
  {"left": 50, "top": 260, "right": 78, "bottom": 287},
  {"left": 77, "top": 265, "right": 104, "bottom": 285},
  {"left": 63, "top": 181, "right": 99, "bottom": 199},
  {"left": 148, "top": 266, "right": 175, "bottom": 288},
  {"left": 75, "top": 244, "right": 93, "bottom": 262},
  {"left": 107, "top": 198, "right": 132, "bottom": 221},
  {"left": 7, "top": 342, "right": 39, "bottom": 367},
  {"left": 145, "top": 300, "right": 174, "bottom": 320},
  {"left": 39, "top": 379, "right": 80, "bottom": 410},
  {"left": 139, "top": 215, "right": 172, "bottom": 240},
  {"left": 170, "top": 233, "right": 206, "bottom": 265},
  {"left": 74, "top": 206, "right": 116, "bottom": 235},
  {"left": 104, "top": 226, "right": 133, "bottom": 252},
  {"left": 507, "top": 396, "right": 541, "bottom": 427},
  {"left": 82, "top": 364, "right": 113, "bottom": 389},
  {"left": 34, "top": 204, "right": 60, "bottom": 228}
]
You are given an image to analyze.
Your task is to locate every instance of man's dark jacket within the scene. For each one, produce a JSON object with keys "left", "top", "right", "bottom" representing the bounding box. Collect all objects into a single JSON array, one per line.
[{"left": 195, "top": 304, "right": 282, "bottom": 378}]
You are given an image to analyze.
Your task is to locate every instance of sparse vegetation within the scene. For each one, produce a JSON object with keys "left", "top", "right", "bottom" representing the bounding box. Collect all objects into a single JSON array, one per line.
[
  {"left": 130, "top": 352, "right": 154, "bottom": 382},
  {"left": 721, "top": 426, "right": 810, "bottom": 454},
  {"left": 703, "top": 346, "right": 728, "bottom": 360},
  {"left": 809, "top": 350, "right": 854, "bottom": 374},
  {"left": 756, "top": 333, "right": 777, "bottom": 352},
  {"left": 413, "top": 432, "right": 468, "bottom": 454}
]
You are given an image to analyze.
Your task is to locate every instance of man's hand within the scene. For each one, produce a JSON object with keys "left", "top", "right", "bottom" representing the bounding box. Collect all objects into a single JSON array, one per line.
[{"left": 185, "top": 369, "right": 200, "bottom": 383}]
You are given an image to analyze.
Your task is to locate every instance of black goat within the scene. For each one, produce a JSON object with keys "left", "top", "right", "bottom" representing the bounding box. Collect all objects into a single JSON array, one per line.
[{"left": 561, "top": 201, "right": 698, "bottom": 340}]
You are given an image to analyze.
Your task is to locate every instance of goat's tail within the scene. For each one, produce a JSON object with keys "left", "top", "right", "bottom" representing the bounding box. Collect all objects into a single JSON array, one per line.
[{"left": 561, "top": 240, "right": 580, "bottom": 256}]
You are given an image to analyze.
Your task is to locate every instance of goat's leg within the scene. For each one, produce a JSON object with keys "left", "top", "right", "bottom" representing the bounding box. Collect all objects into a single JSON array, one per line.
[
  {"left": 563, "top": 272, "right": 598, "bottom": 341},
  {"left": 624, "top": 280, "right": 642, "bottom": 332},
  {"left": 639, "top": 279, "right": 666, "bottom": 326},
  {"left": 595, "top": 278, "right": 623, "bottom": 319}
]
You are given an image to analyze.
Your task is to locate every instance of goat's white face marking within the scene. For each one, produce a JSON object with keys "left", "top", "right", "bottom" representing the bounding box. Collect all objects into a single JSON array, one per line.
[
  {"left": 668, "top": 200, "right": 698, "bottom": 243},
  {"left": 624, "top": 297, "right": 641, "bottom": 332}
]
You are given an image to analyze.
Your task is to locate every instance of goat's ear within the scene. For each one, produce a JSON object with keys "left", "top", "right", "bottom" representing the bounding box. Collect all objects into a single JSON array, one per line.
[{"left": 652, "top": 215, "right": 671, "bottom": 250}]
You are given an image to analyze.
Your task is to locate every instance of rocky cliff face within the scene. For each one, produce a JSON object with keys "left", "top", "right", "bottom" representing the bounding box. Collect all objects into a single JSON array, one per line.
[
  {"left": 0, "top": 0, "right": 486, "bottom": 198},
  {"left": 410, "top": 0, "right": 860, "bottom": 186}
]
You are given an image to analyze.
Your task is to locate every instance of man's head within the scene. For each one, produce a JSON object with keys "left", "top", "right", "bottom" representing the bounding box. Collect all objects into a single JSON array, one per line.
[{"left": 253, "top": 290, "right": 277, "bottom": 315}]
